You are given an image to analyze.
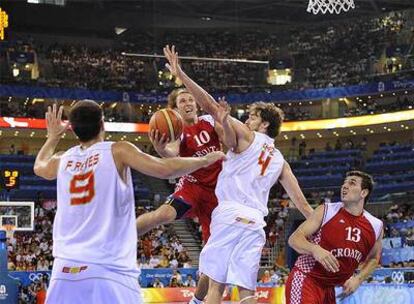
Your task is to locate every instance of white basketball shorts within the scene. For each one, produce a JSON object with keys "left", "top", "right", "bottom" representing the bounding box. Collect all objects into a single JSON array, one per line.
[
  {"left": 199, "top": 222, "right": 266, "bottom": 291},
  {"left": 46, "top": 258, "right": 142, "bottom": 304}
]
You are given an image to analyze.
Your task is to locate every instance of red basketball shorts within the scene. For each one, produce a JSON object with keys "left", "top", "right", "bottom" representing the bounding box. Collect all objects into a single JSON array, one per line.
[
  {"left": 285, "top": 267, "right": 335, "bottom": 304},
  {"left": 172, "top": 180, "right": 218, "bottom": 242}
]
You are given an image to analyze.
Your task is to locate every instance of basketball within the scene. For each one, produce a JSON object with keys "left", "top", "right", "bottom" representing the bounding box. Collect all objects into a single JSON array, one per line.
[{"left": 149, "top": 108, "right": 183, "bottom": 141}]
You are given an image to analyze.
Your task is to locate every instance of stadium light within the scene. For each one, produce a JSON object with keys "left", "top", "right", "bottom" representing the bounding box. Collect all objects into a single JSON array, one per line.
[{"left": 114, "top": 27, "right": 127, "bottom": 35}]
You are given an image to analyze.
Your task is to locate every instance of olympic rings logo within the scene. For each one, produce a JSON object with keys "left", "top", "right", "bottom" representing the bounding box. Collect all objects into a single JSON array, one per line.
[
  {"left": 28, "top": 273, "right": 50, "bottom": 282},
  {"left": 391, "top": 271, "right": 405, "bottom": 284}
]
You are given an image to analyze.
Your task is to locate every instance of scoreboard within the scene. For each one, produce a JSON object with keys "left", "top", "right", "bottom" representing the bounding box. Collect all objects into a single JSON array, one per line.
[{"left": 0, "top": 169, "right": 20, "bottom": 190}]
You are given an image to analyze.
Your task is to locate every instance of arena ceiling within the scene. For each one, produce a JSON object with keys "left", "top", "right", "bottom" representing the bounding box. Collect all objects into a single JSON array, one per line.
[{"left": 2, "top": 0, "right": 414, "bottom": 34}]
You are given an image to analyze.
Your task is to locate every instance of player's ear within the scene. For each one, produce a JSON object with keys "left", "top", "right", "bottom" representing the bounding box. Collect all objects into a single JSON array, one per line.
[
  {"left": 360, "top": 189, "right": 369, "bottom": 200},
  {"left": 261, "top": 121, "right": 270, "bottom": 130}
]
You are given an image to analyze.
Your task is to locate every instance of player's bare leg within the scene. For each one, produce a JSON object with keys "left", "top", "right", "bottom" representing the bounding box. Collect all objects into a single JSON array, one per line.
[
  {"left": 136, "top": 204, "right": 177, "bottom": 236},
  {"left": 189, "top": 273, "right": 209, "bottom": 304},
  {"left": 239, "top": 286, "right": 256, "bottom": 304},
  {"left": 205, "top": 278, "right": 225, "bottom": 304}
]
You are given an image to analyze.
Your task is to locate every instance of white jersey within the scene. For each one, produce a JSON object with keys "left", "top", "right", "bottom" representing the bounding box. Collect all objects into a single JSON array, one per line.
[
  {"left": 214, "top": 132, "right": 284, "bottom": 229},
  {"left": 54, "top": 141, "right": 139, "bottom": 277}
]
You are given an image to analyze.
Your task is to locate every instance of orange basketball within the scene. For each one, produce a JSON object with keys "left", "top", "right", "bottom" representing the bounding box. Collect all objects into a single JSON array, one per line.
[{"left": 149, "top": 108, "right": 183, "bottom": 141}]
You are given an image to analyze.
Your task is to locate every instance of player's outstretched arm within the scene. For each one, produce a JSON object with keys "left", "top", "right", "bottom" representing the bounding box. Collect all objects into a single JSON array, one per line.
[
  {"left": 279, "top": 161, "right": 313, "bottom": 219},
  {"left": 34, "top": 105, "right": 68, "bottom": 180},
  {"left": 113, "top": 141, "right": 225, "bottom": 179},
  {"left": 164, "top": 45, "right": 220, "bottom": 122},
  {"left": 164, "top": 45, "right": 253, "bottom": 151},
  {"left": 338, "top": 229, "right": 383, "bottom": 299},
  {"left": 288, "top": 205, "right": 340, "bottom": 273},
  {"left": 149, "top": 129, "right": 180, "bottom": 158},
  {"left": 215, "top": 98, "right": 237, "bottom": 149}
]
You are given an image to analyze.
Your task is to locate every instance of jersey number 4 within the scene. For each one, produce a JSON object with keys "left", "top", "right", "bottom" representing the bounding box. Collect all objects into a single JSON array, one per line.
[
  {"left": 69, "top": 171, "right": 95, "bottom": 205},
  {"left": 258, "top": 144, "right": 274, "bottom": 176}
]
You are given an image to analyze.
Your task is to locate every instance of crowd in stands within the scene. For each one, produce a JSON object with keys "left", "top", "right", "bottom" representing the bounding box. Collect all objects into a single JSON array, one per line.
[
  {"left": 378, "top": 203, "right": 414, "bottom": 275},
  {"left": 137, "top": 219, "right": 193, "bottom": 269},
  {"left": 383, "top": 204, "right": 414, "bottom": 242},
  {"left": 291, "top": 12, "right": 410, "bottom": 88},
  {"left": 2, "top": 11, "right": 412, "bottom": 93},
  {"left": 5, "top": 204, "right": 191, "bottom": 273},
  {"left": 44, "top": 45, "right": 154, "bottom": 91}
]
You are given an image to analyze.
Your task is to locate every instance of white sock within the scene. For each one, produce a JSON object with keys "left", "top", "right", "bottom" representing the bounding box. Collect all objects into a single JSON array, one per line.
[{"left": 189, "top": 296, "right": 203, "bottom": 304}]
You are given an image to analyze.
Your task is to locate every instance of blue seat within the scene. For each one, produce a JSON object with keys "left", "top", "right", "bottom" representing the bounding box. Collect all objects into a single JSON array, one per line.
[
  {"left": 297, "top": 174, "right": 343, "bottom": 188},
  {"left": 366, "top": 159, "right": 414, "bottom": 173},
  {"left": 0, "top": 155, "right": 36, "bottom": 162},
  {"left": 304, "top": 149, "right": 361, "bottom": 159},
  {"left": 370, "top": 150, "right": 414, "bottom": 162}
]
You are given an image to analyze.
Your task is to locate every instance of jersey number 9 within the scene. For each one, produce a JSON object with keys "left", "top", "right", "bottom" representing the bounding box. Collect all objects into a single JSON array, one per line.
[{"left": 69, "top": 171, "right": 95, "bottom": 205}]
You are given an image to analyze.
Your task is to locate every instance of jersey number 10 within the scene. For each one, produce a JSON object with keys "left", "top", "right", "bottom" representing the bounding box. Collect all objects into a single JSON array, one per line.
[
  {"left": 193, "top": 131, "right": 211, "bottom": 147},
  {"left": 69, "top": 171, "right": 95, "bottom": 205}
]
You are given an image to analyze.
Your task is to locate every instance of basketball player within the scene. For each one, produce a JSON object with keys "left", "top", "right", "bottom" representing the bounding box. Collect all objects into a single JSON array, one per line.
[
  {"left": 285, "top": 171, "right": 383, "bottom": 304},
  {"left": 33, "top": 101, "right": 224, "bottom": 304},
  {"left": 164, "top": 45, "right": 313, "bottom": 304},
  {"left": 138, "top": 88, "right": 223, "bottom": 242},
  {"left": 136, "top": 89, "right": 227, "bottom": 303}
]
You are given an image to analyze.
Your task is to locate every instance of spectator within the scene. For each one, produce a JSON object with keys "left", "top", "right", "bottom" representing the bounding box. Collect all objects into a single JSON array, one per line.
[
  {"left": 335, "top": 139, "right": 342, "bottom": 150},
  {"left": 169, "top": 277, "right": 180, "bottom": 288},
  {"left": 170, "top": 269, "right": 183, "bottom": 286},
  {"left": 270, "top": 269, "right": 280, "bottom": 284},
  {"left": 151, "top": 278, "right": 164, "bottom": 288},
  {"left": 149, "top": 255, "right": 160, "bottom": 268},
  {"left": 183, "top": 274, "right": 197, "bottom": 287},
  {"left": 9, "top": 144, "right": 16, "bottom": 155},
  {"left": 260, "top": 270, "right": 271, "bottom": 283}
]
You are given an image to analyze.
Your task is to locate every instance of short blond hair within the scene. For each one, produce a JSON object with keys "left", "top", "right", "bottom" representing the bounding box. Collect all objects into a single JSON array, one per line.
[
  {"left": 167, "top": 88, "right": 191, "bottom": 109},
  {"left": 249, "top": 102, "right": 284, "bottom": 138}
]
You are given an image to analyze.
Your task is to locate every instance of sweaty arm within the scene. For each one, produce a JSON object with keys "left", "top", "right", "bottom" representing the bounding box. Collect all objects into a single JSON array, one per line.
[
  {"left": 355, "top": 230, "right": 383, "bottom": 282},
  {"left": 181, "top": 69, "right": 251, "bottom": 152},
  {"left": 338, "top": 229, "right": 383, "bottom": 299},
  {"left": 164, "top": 45, "right": 253, "bottom": 151},
  {"left": 34, "top": 104, "right": 68, "bottom": 180},
  {"left": 34, "top": 138, "right": 63, "bottom": 180},
  {"left": 214, "top": 114, "right": 237, "bottom": 150},
  {"left": 288, "top": 205, "right": 340, "bottom": 273},
  {"left": 113, "top": 141, "right": 224, "bottom": 179},
  {"left": 279, "top": 161, "right": 313, "bottom": 219}
]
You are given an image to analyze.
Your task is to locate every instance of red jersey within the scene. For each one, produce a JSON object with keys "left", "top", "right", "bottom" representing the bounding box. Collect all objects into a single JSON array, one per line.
[
  {"left": 179, "top": 115, "right": 222, "bottom": 188},
  {"left": 295, "top": 202, "right": 382, "bottom": 287}
]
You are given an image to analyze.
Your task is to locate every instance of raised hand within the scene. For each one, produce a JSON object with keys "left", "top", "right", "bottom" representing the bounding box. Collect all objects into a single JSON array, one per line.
[
  {"left": 216, "top": 97, "right": 231, "bottom": 125},
  {"left": 46, "top": 104, "right": 69, "bottom": 140},
  {"left": 149, "top": 129, "right": 170, "bottom": 153},
  {"left": 163, "top": 45, "right": 183, "bottom": 78}
]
